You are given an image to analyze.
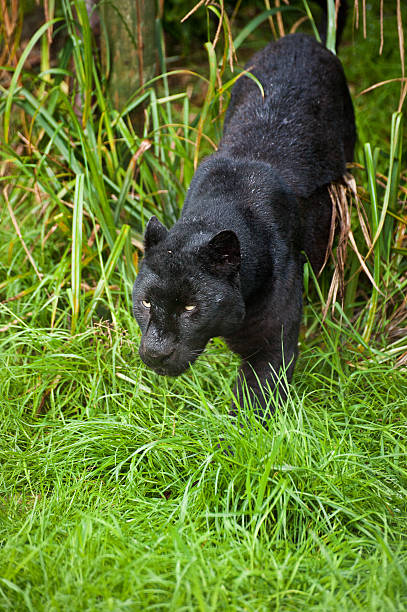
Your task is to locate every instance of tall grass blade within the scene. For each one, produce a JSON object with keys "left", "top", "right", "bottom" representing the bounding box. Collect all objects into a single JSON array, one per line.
[
  {"left": 326, "top": 0, "right": 337, "bottom": 53},
  {"left": 302, "top": 0, "right": 321, "bottom": 42},
  {"left": 362, "top": 143, "right": 381, "bottom": 344},
  {"left": 70, "top": 173, "right": 84, "bottom": 333},
  {"left": 3, "top": 19, "right": 59, "bottom": 144},
  {"left": 84, "top": 224, "right": 130, "bottom": 325},
  {"left": 74, "top": 0, "right": 94, "bottom": 127},
  {"left": 371, "top": 112, "right": 403, "bottom": 250},
  {"left": 233, "top": 7, "right": 298, "bottom": 51},
  {"left": 194, "top": 42, "right": 217, "bottom": 169}
]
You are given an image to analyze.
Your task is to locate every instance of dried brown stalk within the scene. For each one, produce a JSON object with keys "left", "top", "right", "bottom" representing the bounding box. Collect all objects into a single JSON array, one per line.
[{"left": 4, "top": 186, "right": 43, "bottom": 281}]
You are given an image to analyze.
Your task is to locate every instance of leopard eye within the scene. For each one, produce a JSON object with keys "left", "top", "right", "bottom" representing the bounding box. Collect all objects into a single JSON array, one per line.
[
  {"left": 141, "top": 300, "right": 151, "bottom": 309},
  {"left": 184, "top": 305, "right": 196, "bottom": 311}
]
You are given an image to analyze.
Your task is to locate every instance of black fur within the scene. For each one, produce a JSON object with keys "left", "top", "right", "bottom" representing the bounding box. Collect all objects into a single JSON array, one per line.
[{"left": 132, "top": 33, "right": 356, "bottom": 417}]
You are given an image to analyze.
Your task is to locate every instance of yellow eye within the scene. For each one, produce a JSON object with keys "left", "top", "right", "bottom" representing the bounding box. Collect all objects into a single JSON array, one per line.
[
  {"left": 142, "top": 300, "right": 151, "bottom": 308},
  {"left": 184, "top": 305, "right": 196, "bottom": 311}
]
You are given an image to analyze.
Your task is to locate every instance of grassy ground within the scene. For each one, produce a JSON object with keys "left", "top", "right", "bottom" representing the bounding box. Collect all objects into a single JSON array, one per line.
[
  {"left": 1, "top": 1, "right": 407, "bottom": 610},
  {"left": 1, "top": 324, "right": 407, "bottom": 610}
]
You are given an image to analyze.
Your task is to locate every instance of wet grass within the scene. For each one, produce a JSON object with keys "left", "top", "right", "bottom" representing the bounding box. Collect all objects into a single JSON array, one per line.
[{"left": 1, "top": 320, "right": 407, "bottom": 609}]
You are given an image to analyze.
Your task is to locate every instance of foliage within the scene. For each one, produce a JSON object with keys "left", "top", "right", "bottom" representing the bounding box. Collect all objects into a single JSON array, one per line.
[
  {"left": 0, "top": 0, "right": 406, "bottom": 609},
  {"left": 1, "top": 326, "right": 407, "bottom": 609}
]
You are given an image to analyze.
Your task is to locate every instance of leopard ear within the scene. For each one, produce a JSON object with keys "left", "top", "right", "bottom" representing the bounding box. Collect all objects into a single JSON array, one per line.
[
  {"left": 203, "top": 230, "right": 241, "bottom": 272},
  {"left": 144, "top": 216, "right": 168, "bottom": 250}
]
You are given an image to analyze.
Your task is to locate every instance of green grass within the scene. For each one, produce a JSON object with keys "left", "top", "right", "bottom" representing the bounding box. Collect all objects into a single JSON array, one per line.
[
  {"left": 1, "top": 324, "right": 407, "bottom": 609},
  {"left": 1, "top": 1, "right": 406, "bottom": 609}
]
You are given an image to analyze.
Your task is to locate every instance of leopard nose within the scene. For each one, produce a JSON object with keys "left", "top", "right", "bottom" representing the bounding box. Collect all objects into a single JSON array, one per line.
[
  {"left": 148, "top": 346, "right": 174, "bottom": 362},
  {"left": 140, "top": 338, "right": 175, "bottom": 365}
]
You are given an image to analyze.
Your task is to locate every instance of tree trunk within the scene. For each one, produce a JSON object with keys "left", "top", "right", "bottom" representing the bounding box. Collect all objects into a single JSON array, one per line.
[{"left": 101, "top": 0, "right": 156, "bottom": 112}]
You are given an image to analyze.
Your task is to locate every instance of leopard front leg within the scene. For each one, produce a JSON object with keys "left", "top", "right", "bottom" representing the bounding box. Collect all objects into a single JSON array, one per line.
[
  {"left": 226, "top": 262, "right": 303, "bottom": 422},
  {"left": 232, "top": 343, "right": 297, "bottom": 422}
]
